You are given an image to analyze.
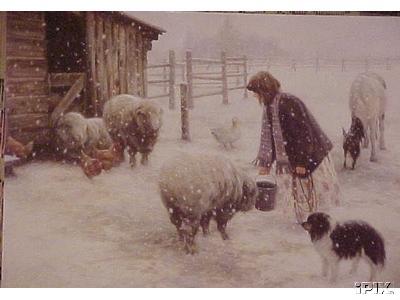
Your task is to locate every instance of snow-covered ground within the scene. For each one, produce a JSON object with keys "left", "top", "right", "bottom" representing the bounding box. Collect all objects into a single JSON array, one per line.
[{"left": 3, "top": 68, "right": 400, "bottom": 287}]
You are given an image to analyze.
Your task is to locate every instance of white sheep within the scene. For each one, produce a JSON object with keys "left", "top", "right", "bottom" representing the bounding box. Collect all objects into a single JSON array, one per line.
[
  {"left": 55, "top": 112, "right": 112, "bottom": 158},
  {"left": 159, "top": 153, "right": 258, "bottom": 254},
  {"left": 103, "top": 94, "right": 163, "bottom": 167},
  {"left": 349, "top": 72, "right": 387, "bottom": 161}
]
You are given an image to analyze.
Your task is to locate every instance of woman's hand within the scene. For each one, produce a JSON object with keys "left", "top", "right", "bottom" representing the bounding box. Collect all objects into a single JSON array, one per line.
[
  {"left": 295, "top": 166, "right": 306, "bottom": 176},
  {"left": 259, "top": 166, "right": 271, "bottom": 175}
]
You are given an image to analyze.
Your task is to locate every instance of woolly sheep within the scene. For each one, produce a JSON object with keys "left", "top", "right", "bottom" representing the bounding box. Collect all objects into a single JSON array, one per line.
[
  {"left": 159, "top": 153, "right": 258, "bottom": 254},
  {"left": 103, "top": 94, "right": 163, "bottom": 166},
  {"left": 55, "top": 112, "right": 112, "bottom": 158}
]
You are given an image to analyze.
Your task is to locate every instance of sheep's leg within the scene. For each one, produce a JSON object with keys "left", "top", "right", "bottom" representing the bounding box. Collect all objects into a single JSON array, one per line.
[
  {"left": 216, "top": 210, "right": 231, "bottom": 240},
  {"left": 200, "top": 212, "right": 212, "bottom": 236},
  {"left": 379, "top": 114, "right": 386, "bottom": 150},
  {"left": 168, "top": 206, "right": 184, "bottom": 241},
  {"left": 127, "top": 146, "right": 137, "bottom": 167},
  {"left": 140, "top": 152, "right": 150, "bottom": 165},
  {"left": 182, "top": 220, "right": 199, "bottom": 254},
  {"left": 343, "top": 149, "right": 347, "bottom": 169},
  {"left": 369, "top": 122, "right": 378, "bottom": 162}
]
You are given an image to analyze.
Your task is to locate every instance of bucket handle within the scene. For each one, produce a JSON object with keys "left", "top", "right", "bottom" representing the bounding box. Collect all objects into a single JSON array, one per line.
[{"left": 255, "top": 174, "right": 277, "bottom": 185}]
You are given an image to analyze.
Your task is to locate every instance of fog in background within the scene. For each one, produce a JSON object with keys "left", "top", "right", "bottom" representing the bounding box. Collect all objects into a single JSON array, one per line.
[{"left": 129, "top": 12, "right": 400, "bottom": 62}]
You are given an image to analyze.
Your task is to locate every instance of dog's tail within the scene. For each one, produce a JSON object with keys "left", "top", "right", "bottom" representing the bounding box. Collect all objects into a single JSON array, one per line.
[{"left": 362, "top": 223, "right": 386, "bottom": 267}]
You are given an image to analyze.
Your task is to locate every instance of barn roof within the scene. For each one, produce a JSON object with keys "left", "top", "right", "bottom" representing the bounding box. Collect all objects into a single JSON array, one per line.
[{"left": 112, "top": 12, "right": 166, "bottom": 37}]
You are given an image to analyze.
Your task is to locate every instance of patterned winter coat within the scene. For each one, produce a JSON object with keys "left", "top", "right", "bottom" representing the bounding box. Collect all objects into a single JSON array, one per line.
[{"left": 261, "top": 92, "right": 333, "bottom": 177}]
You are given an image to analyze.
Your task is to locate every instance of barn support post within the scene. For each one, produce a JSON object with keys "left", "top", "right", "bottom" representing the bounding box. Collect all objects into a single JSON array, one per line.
[
  {"left": 221, "top": 51, "right": 228, "bottom": 105},
  {"left": 86, "top": 12, "right": 98, "bottom": 116},
  {"left": 186, "top": 50, "right": 193, "bottom": 109},
  {"left": 180, "top": 83, "right": 190, "bottom": 141},
  {"left": 243, "top": 55, "right": 248, "bottom": 99},
  {"left": 0, "top": 11, "right": 5, "bottom": 284},
  {"left": 341, "top": 59, "right": 345, "bottom": 72},
  {"left": 168, "top": 50, "right": 176, "bottom": 110}
]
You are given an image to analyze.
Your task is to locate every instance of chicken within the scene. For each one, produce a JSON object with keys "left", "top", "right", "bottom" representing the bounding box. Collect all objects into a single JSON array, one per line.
[
  {"left": 210, "top": 117, "right": 241, "bottom": 149},
  {"left": 92, "top": 142, "right": 124, "bottom": 171},
  {"left": 79, "top": 150, "right": 103, "bottom": 178},
  {"left": 5, "top": 136, "right": 34, "bottom": 159}
]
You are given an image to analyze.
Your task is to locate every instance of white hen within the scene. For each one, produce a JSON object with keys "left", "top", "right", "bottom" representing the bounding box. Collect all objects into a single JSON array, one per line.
[{"left": 210, "top": 117, "right": 241, "bottom": 149}]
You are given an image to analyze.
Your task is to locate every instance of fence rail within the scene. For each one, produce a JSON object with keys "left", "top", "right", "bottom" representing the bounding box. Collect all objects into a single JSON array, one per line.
[{"left": 147, "top": 50, "right": 400, "bottom": 109}]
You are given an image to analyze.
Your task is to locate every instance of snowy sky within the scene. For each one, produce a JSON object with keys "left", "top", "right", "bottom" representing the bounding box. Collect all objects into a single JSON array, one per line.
[{"left": 130, "top": 12, "right": 400, "bottom": 60}]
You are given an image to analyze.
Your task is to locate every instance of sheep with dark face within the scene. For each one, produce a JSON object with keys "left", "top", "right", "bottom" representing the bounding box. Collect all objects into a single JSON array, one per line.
[
  {"left": 55, "top": 112, "right": 112, "bottom": 158},
  {"left": 103, "top": 94, "right": 163, "bottom": 167},
  {"left": 159, "top": 153, "right": 258, "bottom": 254}
]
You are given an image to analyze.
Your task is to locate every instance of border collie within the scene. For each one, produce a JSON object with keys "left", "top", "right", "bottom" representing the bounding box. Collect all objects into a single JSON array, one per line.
[{"left": 302, "top": 212, "right": 386, "bottom": 282}]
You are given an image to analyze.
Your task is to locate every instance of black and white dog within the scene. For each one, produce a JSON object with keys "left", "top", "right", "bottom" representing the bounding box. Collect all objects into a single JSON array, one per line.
[{"left": 302, "top": 212, "right": 386, "bottom": 282}]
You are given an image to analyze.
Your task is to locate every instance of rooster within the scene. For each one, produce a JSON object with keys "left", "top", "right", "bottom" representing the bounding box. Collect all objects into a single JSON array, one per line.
[
  {"left": 5, "top": 136, "right": 34, "bottom": 159},
  {"left": 80, "top": 150, "right": 103, "bottom": 178},
  {"left": 92, "top": 142, "right": 124, "bottom": 171},
  {"left": 210, "top": 117, "right": 241, "bottom": 149}
]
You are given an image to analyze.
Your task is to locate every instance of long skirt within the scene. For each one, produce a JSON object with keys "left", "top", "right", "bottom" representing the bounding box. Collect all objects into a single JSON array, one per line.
[{"left": 275, "top": 153, "right": 341, "bottom": 223}]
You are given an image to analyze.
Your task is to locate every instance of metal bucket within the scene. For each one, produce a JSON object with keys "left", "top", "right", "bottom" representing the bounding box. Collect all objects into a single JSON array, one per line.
[{"left": 255, "top": 177, "right": 277, "bottom": 211}]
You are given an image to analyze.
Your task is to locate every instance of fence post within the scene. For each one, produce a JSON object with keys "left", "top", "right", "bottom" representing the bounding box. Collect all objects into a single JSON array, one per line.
[
  {"left": 243, "top": 55, "right": 248, "bottom": 99},
  {"left": 236, "top": 64, "right": 240, "bottom": 86},
  {"left": 341, "top": 59, "right": 345, "bottom": 72},
  {"left": 221, "top": 51, "right": 228, "bottom": 105},
  {"left": 168, "top": 50, "right": 175, "bottom": 110},
  {"left": 186, "top": 50, "right": 194, "bottom": 109},
  {"left": 291, "top": 59, "right": 296, "bottom": 72},
  {"left": 180, "top": 83, "right": 190, "bottom": 141},
  {"left": 181, "top": 64, "right": 185, "bottom": 81},
  {"left": 163, "top": 59, "right": 168, "bottom": 93}
]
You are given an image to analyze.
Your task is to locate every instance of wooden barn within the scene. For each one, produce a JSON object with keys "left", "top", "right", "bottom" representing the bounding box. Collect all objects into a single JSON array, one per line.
[{"left": 3, "top": 11, "right": 165, "bottom": 147}]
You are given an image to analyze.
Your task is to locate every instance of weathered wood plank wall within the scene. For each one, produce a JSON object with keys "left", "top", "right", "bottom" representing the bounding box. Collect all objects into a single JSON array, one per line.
[
  {"left": 5, "top": 11, "right": 50, "bottom": 144},
  {"left": 86, "top": 12, "right": 150, "bottom": 116}
]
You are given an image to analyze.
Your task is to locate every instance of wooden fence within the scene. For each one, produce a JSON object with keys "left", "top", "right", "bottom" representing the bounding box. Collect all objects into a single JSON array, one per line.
[
  {"left": 247, "top": 56, "right": 400, "bottom": 73},
  {"left": 147, "top": 50, "right": 248, "bottom": 109},
  {"left": 147, "top": 51, "right": 400, "bottom": 110}
]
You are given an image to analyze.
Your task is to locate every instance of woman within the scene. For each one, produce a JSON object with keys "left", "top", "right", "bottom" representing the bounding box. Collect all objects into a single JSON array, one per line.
[{"left": 247, "top": 71, "right": 340, "bottom": 222}]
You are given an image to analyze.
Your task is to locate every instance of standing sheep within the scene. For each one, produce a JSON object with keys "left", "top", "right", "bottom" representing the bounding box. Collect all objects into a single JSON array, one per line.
[
  {"left": 159, "top": 153, "right": 258, "bottom": 254},
  {"left": 55, "top": 112, "right": 112, "bottom": 158},
  {"left": 103, "top": 94, "right": 163, "bottom": 167}
]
